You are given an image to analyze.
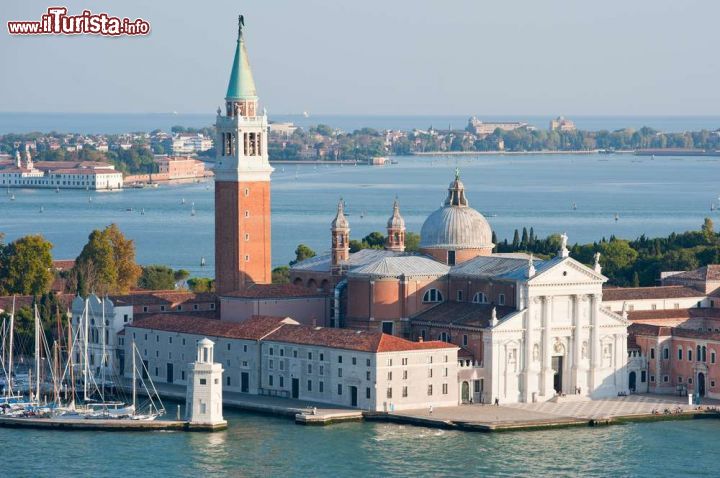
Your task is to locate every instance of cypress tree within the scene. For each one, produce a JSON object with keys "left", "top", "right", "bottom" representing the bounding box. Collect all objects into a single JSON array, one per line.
[{"left": 512, "top": 229, "right": 520, "bottom": 250}]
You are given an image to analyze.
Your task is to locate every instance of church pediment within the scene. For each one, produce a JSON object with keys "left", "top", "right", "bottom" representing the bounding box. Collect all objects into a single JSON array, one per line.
[{"left": 528, "top": 257, "right": 606, "bottom": 285}]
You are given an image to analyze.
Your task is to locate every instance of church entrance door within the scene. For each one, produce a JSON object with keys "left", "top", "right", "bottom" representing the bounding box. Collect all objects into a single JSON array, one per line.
[
  {"left": 629, "top": 371, "right": 636, "bottom": 393},
  {"left": 552, "top": 356, "right": 563, "bottom": 394},
  {"left": 461, "top": 382, "right": 469, "bottom": 403},
  {"left": 698, "top": 372, "right": 706, "bottom": 397}
]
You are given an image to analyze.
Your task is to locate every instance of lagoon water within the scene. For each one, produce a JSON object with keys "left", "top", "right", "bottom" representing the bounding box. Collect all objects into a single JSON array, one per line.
[
  {"left": 0, "top": 408, "right": 718, "bottom": 477},
  {"left": 1, "top": 154, "right": 720, "bottom": 277}
]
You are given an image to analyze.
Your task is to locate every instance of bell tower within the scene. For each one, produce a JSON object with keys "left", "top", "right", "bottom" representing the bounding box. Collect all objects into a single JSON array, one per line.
[
  {"left": 385, "top": 197, "right": 406, "bottom": 252},
  {"left": 331, "top": 199, "right": 350, "bottom": 273},
  {"left": 215, "top": 16, "right": 273, "bottom": 294}
]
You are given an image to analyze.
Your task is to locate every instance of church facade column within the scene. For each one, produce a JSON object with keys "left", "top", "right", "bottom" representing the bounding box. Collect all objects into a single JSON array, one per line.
[
  {"left": 571, "top": 294, "right": 582, "bottom": 392},
  {"left": 541, "top": 296, "right": 553, "bottom": 396},
  {"left": 522, "top": 299, "right": 533, "bottom": 402},
  {"left": 589, "top": 293, "right": 601, "bottom": 391}
]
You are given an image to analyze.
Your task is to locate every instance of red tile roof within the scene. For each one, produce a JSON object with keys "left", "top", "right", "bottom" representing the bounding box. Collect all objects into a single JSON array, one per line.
[
  {"left": 109, "top": 290, "right": 216, "bottom": 307},
  {"left": 666, "top": 265, "right": 720, "bottom": 282},
  {"left": 220, "top": 284, "right": 328, "bottom": 299},
  {"left": 602, "top": 286, "right": 704, "bottom": 302},
  {"left": 0, "top": 293, "right": 74, "bottom": 313},
  {"left": 127, "top": 314, "right": 295, "bottom": 341},
  {"left": 265, "top": 325, "right": 455, "bottom": 353},
  {"left": 628, "top": 307, "right": 720, "bottom": 323},
  {"left": 52, "top": 259, "right": 76, "bottom": 270},
  {"left": 411, "top": 302, "right": 515, "bottom": 328}
]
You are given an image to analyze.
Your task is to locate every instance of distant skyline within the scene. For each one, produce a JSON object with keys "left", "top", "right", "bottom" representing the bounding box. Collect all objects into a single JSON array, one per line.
[{"left": 1, "top": 0, "right": 718, "bottom": 116}]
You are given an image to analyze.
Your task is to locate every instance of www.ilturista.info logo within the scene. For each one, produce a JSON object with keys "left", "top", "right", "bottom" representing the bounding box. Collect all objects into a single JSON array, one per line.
[{"left": 7, "top": 7, "right": 150, "bottom": 36}]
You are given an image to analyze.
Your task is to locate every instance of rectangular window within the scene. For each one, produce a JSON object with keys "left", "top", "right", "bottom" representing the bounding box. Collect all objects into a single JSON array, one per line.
[
  {"left": 307, "top": 380, "right": 312, "bottom": 392},
  {"left": 463, "top": 334, "right": 468, "bottom": 346},
  {"left": 498, "top": 294, "right": 505, "bottom": 305},
  {"left": 280, "top": 348, "right": 285, "bottom": 357},
  {"left": 663, "top": 348, "right": 669, "bottom": 360},
  {"left": 402, "top": 386, "right": 408, "bottom": 397},
  {"left": 227, "top": 376, "right": 231, "bottom": 386},
  {"left": 366, "top": 358, "right": 371, "bottom": 367},
  {"left": 269, "top": 375, "right": 274, "bottom": 386},
  {"left": 338, "top": 355, "right": 343, "bottom": 364},
  {"left": 641, "top": 371, "right": 647, "bottom": 383},
  {"left": 269, "top": 347, "right": 274, "bottom": 356},
  {"left": 442, "top": 383, "right": 448, "bottom": 395},
  {"left": 427, "top": 385, "right": 433, "bottom": 396},
  {"left": 366, "top": 387, "right": 371, "bottom": 399},
  {"left": 320, "top": 365, "right": 324, "bottom": 375},
  {"left": 650, "top": 375, "right": 655, "bottom": 382},
  {"left": 352, "top": 357, "right": 357, "bottom": 365},
  {"left": 387, "top": 358, "right": 393, "bottom": 366},
  {"left": 689, "top": 350, "right": 693, "bottom": 361},
  {"left": 678, "top": 376, "right": 683, "bottom": 383},
  {"left": 269, "top": 359, "right": 274, "bottom": 370},
  {"left": 387, "top": 388, "right": 392, "bottom": 399},
  {"left": 401, "top": 358, "right": 408, "bottom": 366},
  {"left": 428, "top": 368, "right": 433, "bottom": 378},
  {"left": 320, "top": 353, "right": 324, "bottom": 361},
  {"left": 402, "top": 370, "right": 408, "bottom": 380},
  {"left": 199, "top": 378, "right": 207, "bottom": 385},
  {"left": 663, "top": 375, "right": 669, "bottom": 383},
  {"left": 338, "top": 368, "right": 342, "bottom": 378},
  {"left": 457, "top": 290, "right": 463, "bottom": 302},
  {"left": 650, "top": 348, "right": 655, "bottom": 359},
  {"left": 678, "top": 348, "right": 683, "bottom": 360},
  {"left": 387, "top": 371, "right": 392, "bottom": 381},
  {"left": 366, "top": 371, "right": 371, "bottom": 380},
  {"left": 712, "top": 352, "right": 716, "bottom": 364},
  {"left": 308, "top": 352, "right": 312, "bottom": 360},
  {"left": 308, "top": 364, "right": 312, "bottom": 374},
  {"left": 337, "top": 384, "right": 342, "bottom": 395},
  {"left": 319, "top": 381, "right": 324, "bottom": 393}
]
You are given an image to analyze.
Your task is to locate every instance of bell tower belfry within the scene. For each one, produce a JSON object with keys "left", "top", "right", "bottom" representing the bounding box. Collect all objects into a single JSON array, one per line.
[{"left": 215, "top": 15, "right": 273, "bottom": 294}]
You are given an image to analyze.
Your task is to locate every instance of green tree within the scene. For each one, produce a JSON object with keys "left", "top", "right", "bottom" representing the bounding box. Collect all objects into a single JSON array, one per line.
[
  {"left": 290, "top": 244, "right": 316, "bottom": 266},
  {"left": 72, "top": 224, "right": 142, "bottom": 294},
  {"left": 0, "top": 235, "right": 54, "bottom": 296},
  {"left": 405, "top": 232, "right": 421, "bottom": 252},
  {"left": 173, "top": 269, "right": 190, "bottom": 282},
  {"left": 139, "top": 265, "right": 176, "bottom": 290},
  {"left": 272, "top": 266, "right": 290, "bottom": 284},
  {"left": 187, "top": 277, "right": 214, "bottom": 293},
  {"left": 599, "top": 239, "right": 638, "bottom": 283},
  {"left": 702, "top": 217, "right": 716, "bottom": 244},
  {"left": 362, "top": 232, "right": 386, "bottom": 249}
]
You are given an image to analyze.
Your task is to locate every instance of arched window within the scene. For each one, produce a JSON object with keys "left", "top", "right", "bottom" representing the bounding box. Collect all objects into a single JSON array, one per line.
[
  {"left": 702, "top": 346, "right": 707, "bottom": 362},
  {"left": 472, "top": 292, "right": 487, "bottom": 304},
  {"left": 498, "top": 294, "right": 505, "bottom": 306},
  {"left": 422, "top": 289, "right": 443, "bottom": 303}
]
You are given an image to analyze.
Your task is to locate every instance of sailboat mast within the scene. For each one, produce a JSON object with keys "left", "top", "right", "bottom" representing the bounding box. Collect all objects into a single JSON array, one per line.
[
  {"left": 132, "top": 340, "right": 137, "bottom": 413},
  {"left": 34, "top": 304, "right": 40, "bottom": 404},
  {"left": 83, "top": 298, "right": 89, "bottom": 402},
  {"left": 8, "top": 296, "right": 15, "bottom": 397},
  {"left": 68, "top": 315, "right": 75, "bottom": 407},
  {"left": 101, "top": 297, "right": 106, "bottom": 401},
  {"left": 53, "top": 341, "right": 60, "bottom": 404}
]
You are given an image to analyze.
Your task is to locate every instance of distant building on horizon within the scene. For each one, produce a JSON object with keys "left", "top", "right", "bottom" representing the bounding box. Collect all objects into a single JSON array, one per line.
[
  {"left": 550, "top": 116, "right": 577, "bottom": 132},
  {"left": 466, "top": 116, "right": 528, "bottom": 136}
]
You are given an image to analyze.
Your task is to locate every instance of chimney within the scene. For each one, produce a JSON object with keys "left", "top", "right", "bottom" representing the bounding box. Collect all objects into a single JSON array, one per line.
[{"left": 418, "top": 336, "right": 424, "bottom": 343}]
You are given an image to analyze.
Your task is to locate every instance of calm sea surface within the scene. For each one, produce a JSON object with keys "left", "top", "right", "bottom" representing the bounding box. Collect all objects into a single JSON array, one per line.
[
  {"left": 1, "top": 154, "right": 720, "bottom": 276},
  {"left": 0, "top": 409, "right": 717, "bottom": 477}
]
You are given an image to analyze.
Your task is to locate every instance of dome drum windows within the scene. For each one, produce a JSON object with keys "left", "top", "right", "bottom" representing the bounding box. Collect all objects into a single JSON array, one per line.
[{"left": 422, "top": 288, "right": 443, "bottom": 303}]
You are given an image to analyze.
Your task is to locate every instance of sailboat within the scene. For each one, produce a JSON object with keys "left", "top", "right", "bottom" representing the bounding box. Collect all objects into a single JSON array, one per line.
[
  {"left": 39, "top": 206, "right": 44, "bottom": 213},
  {"left": 191, "top": 202, "right": 196, "bottom": 216},
  {"left": 10, "top": 194, "right": 15, "bottom": 201},
  {"left": 614, "top": 213, "right": 620, "bottom": 222},
  {"left": 55, "top": 186, "right": 60, "bottom": 193},
  {"left": 572, "top": 202, "right": 577, "bottom": 210}
]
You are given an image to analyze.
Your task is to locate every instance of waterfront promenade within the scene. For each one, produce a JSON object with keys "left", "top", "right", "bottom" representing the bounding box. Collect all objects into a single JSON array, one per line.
[
  {"left": 389, "top": 394, "right": 720, "bottom": 431},
  {"left": 135, "top": 380, "right": 720, "bottom": 432}
]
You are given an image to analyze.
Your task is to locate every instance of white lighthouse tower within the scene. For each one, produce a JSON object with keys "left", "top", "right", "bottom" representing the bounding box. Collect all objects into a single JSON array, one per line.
[{"left": 185, "top": 338, "right": 227, "bottom": 430}]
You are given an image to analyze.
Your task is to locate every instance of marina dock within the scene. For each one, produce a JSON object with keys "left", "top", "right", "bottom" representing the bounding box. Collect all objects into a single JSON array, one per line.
[{"left": 0, "top": 416, "right": 225, "bottom": 432}]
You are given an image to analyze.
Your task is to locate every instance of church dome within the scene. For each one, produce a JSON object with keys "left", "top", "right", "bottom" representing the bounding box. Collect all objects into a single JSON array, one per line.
[{"left": 420, "top": 173, "right": 494, "bottom": 250}]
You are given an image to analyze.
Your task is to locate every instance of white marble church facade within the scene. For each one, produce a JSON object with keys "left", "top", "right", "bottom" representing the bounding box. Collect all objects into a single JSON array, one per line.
[{"left": 484, "top": 253, "right": 629, "bottom": 404}]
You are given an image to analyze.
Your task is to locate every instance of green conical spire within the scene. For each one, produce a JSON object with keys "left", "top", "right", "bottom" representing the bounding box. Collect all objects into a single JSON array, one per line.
[{"left": 226, "top": 22, "right": 257, "bottom": 101}]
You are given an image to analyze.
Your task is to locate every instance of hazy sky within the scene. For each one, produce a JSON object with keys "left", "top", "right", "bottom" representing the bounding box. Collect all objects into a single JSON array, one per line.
[{"left": 1, "top": 0, "right": 718, "bottom": 115}]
